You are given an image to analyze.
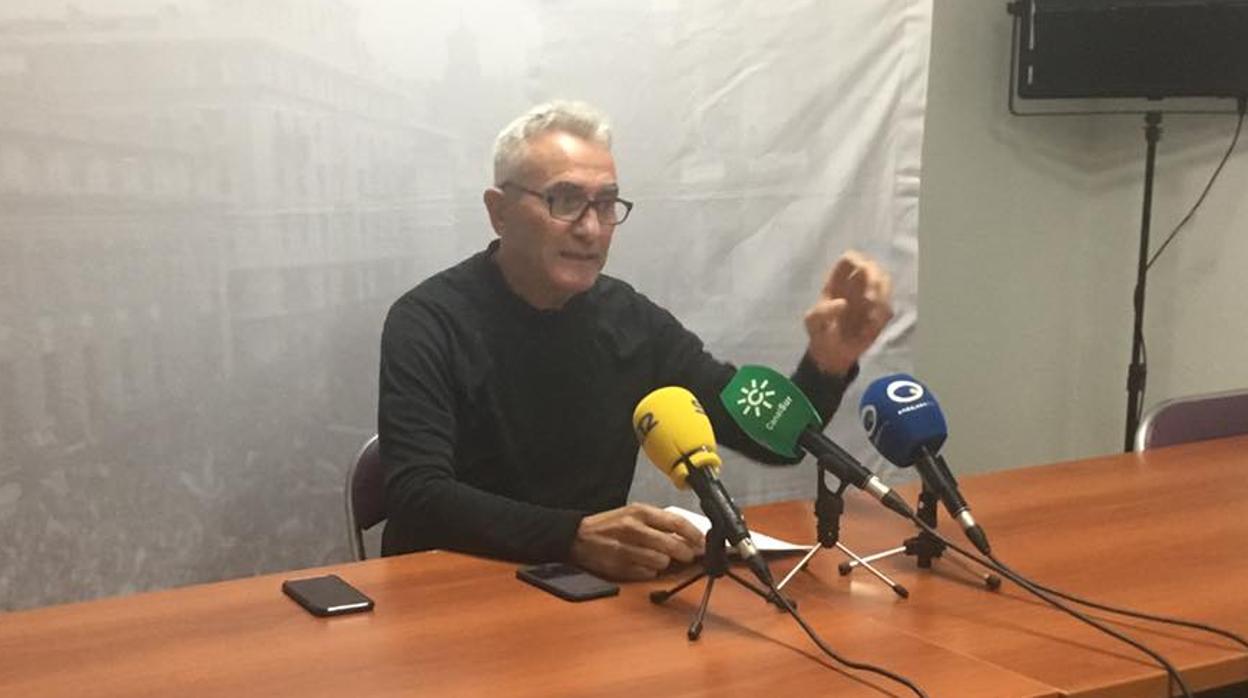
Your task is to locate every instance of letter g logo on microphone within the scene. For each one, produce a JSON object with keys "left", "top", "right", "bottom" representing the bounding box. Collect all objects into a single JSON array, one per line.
[{"left": 886, "top": 380, "right": 924, "bottom": 404}]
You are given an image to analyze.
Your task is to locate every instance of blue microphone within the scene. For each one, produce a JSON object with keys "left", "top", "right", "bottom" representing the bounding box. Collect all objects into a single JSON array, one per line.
[
  {"left": 859, "top": 375, "right": 948, "bottom": 465},
  {"left": 860, "top": 374, "right": 991, "bottom": 555}
]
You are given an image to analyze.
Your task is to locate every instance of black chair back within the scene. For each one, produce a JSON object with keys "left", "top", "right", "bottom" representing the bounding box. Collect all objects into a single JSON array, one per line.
[
  {"left": 1135, "top": 389, "right": 1248, "bottom": 451},
  {"left": 345, "top": 434, "right": 385, "bottom": 560}
]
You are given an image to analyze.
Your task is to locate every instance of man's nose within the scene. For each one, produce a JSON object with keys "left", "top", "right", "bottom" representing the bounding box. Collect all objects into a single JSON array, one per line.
[{"left": 569, "top": 205, "right": 605, "bottom": 238}]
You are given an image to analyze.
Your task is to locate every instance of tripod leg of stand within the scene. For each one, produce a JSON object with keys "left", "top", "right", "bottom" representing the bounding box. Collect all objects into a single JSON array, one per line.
[
  {"left": 724, "top": 569, "right": 792, "bottom": 610},
  {"left": 839, "top": 545, "right": 906, "bottom": 575},
  {"left": 943, "top": 550, "right": 1002, "bottom": 590},
  {"left": 834, "top": 542, "right": 909, "bottom": 598},
  {"left": 776, "top": 545, "right": 821, "bottom": 591},
  {"left": 649, "top": 569, "right": 706, "bottom": 604},
  {"left": 779, "top": 543, "right": 909, "bottom": 599},
  {"left": 688, "top": 576, "right": 716, "bottom": 641}
]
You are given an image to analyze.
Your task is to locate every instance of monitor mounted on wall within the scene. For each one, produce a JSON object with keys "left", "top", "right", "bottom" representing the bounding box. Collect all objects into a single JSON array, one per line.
[{"left": 1014, "top": 0, "right": 1248, "bottom": 100}]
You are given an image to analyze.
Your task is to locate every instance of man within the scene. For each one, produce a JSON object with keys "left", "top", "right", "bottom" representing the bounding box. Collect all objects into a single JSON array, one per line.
[{"left": 378, "top": 100, "right": 892, "bottom": 581}]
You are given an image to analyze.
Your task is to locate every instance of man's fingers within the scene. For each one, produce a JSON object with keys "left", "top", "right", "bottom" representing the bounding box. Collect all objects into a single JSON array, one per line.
[
  {"left": 868, "top": 266, "right": 893, "bottom": 307},
  {"left": 804, "top": 298, "right": 846, "bottom": 334},
  {"left": 842, "top": 271, "right": 870, "bottom": 329},
  {"left": 805, "top": 250, "right": 894, "bottom": 375},
  {"left": 826, "top": 251, "right": 892, "bottom": 306},
  {"left": 628, "top": 506, "right": 705, "bottom": 561},
  {"left": 640, "top": 506, "right": 705, "bottom": 546},
  {"left": 611, "top": 539, "right": 673, "bottom": 573},
  {"left": 824, "top": 250, "right": 874, "bottom": 296},
  {"left": 823, "top": 254, "right": 857, "bottom": 298},
  {"left": 613, "top": 523, "right": 691, "bottom": 564},
  {"left": 865, "top": 302, "right": 895, "bottom": 334},
  {"left": 571, "top": 504, "right": 715, "bottom": 580}
]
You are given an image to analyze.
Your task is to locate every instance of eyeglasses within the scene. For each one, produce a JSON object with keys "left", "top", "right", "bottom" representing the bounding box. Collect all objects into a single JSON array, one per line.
[{"left": 502, "top": 183, "right": 633, "bottom": 225}]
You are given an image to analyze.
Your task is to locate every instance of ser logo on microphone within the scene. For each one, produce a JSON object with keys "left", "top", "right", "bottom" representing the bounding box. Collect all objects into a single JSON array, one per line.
[{"left": 634, "top": 412, "right": 658, "bottom": 443}]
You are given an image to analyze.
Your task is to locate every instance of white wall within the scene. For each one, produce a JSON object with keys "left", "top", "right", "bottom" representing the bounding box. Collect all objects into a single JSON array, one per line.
[{"left": 918, "top": 0, "right": 1248, "bottom": 475}]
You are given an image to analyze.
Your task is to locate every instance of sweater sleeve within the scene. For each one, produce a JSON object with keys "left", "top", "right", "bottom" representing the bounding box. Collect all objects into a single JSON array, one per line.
[
  {"left": 646, "top": 301, "right": 855, "bottom": 464},
  {"left": 377, "top": 296, "right": 583, "bottom": 561}
]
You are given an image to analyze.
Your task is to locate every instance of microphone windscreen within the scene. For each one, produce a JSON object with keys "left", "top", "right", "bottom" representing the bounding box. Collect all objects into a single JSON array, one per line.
[
  {"left": 633, "top": 386, "right": 722, "bottom": 489},
  {"left": 718, "top": 364, "right": 823, "bottom": 458},
  {"left": 859, "top": 373, "right": 948, "bottom": 467}
]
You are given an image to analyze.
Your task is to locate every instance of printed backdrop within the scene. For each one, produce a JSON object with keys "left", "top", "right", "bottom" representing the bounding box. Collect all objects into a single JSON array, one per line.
[{"left": 0, "top": 0, "right": 930, "bottom": 609}]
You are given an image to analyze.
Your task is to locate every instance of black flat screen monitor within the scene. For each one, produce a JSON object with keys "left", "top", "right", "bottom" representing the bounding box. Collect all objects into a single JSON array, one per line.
[{"left": 1016, "top": 0, "right": 1248, "bottom": 99}]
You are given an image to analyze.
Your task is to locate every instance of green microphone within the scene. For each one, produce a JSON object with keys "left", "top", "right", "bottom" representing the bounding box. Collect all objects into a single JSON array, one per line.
[{"left": 720, "top": 365, "right": 914, "bottom": 519}]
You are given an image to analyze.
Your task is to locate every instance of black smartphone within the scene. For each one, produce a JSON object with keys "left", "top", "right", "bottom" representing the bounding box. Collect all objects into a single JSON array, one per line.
[
  {"left": 515, "top": 562, "right": 620, "bottom": 602},
  {"left": 282, "top": 574, "right": 375, "bottom": 617}
]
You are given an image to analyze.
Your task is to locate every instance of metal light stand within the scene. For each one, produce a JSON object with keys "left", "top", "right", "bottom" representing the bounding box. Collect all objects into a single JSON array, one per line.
[
  {"left": 839, "top": 482, "right": 1001, "bottom": 591},
  {"left": 776, "top": 461, "right": 909, "bottom": 598},
  {"left": 649, "top": 524, "right": 791, "bottom": 641},
  {"left": 1124, "top": 111, "right": 1162, "bottom": 452}
]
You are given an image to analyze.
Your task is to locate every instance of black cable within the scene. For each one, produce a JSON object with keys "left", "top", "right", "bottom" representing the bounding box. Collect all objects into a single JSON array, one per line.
[
  {"left": 771, "top": 588, "right": 929, "bottom": 698},
  {"left": 906, "top": 517, "right": 1194, "bottom": 697},
  {"left": 1134, "top": 98, "right": 1243, "bottom": 424},
  {"left": 1146, "top": 99, "right": 1247, "bottom": 271},
  {"left": 901, "top": 465, "right": 1245, "bottom": 649},
  {"left": 989, "top": 557, "right": 1248, "bottom": 653}
]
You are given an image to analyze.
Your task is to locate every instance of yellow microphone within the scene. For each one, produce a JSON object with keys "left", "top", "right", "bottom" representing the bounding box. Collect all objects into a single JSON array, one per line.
[
  {"left": 633, "top": 386, "right": 773, "bottom": 585},
  {"left": 633, "top": 386, "right": 722, "bottom": 489}
]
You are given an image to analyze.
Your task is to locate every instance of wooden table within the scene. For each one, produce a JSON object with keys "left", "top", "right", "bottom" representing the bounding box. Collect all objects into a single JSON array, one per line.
[
  {"left": 752, "top": 435, "right": 1248, "bottom": 697},
  {"left": 2, "top": 438, "right": 1246, "bottom": 697}
]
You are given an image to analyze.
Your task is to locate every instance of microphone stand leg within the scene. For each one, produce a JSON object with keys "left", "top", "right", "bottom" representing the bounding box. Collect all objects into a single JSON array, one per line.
[
  {"left": 839, "top": 545, "right": 907, "bottom": 573},
  {"left": 688, "top": 576, "right": 716, "bottom": 641},
  {"left": 649, "top": 569, "right": 705, "bottom": 604},
  {"left": 842, "top": 533, "right": 1001, "bottom": 592},
  {"left": 650, "top": 526, "right": 787, "bottom": 639},
  {"left": 777, "top": 542, "right": 908, "bottom": 599},
  {"left": 775, "top": 544, "right": 822, "bottom": 591},
  {"left": 783, "top": 465, "right": 904, "bottom": 597},
  {"left": 943, "top": 551, "right": 1002, "bottom": 591},
  {"left": 835, "top": 542, "right": 909, "bottom": 598},
  {"left": 843, "top": 485, "right": 1004, "bottom": 591},
  {"left": 725, "top": 569, "right": 791, "bottom": 609}
]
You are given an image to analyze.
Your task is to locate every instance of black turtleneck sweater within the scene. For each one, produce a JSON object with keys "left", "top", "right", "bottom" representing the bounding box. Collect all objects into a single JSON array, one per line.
[{"left": 378, "top": 242, "right": 854, "bottom": 561}]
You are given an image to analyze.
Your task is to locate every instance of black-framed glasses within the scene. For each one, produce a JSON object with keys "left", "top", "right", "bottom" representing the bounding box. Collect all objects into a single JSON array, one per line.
[{"left": 502, "top": 182, "right": 633, "bottom": 225}]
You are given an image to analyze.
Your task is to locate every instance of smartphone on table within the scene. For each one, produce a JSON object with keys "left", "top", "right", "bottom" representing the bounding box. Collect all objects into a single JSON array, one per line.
[
  {"left": 282, "top": 574, "right": 374, "bottom": 617},
  {"left": 516, "top": 562, "right": 620, "bottom": 602}
]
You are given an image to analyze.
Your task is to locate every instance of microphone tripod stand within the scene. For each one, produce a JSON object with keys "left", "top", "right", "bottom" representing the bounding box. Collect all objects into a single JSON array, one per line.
[
  {"left": 649, "top": 524, "right": 789, "bottom": 641},
  {"left": 840, "top": 482, "right": 1001, "bottom": 591},
  {"left": 775, "top": 461, "right": 909, "bottom": 598}
]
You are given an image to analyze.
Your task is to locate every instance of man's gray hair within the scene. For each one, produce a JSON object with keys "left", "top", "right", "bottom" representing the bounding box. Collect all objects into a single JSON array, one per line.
[{"left": 492, "top": 100, "right": 613, "bottom": 186}]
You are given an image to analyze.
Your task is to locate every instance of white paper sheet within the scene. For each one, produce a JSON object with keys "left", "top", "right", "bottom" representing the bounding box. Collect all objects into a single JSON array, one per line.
[{"left": 664, "top": 506, "right": 814, "bottom": 554}]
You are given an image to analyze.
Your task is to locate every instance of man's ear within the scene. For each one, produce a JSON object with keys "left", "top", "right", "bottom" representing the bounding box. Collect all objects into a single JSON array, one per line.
[{"left": 483, "top": 188, "right": 507, "bottom": 236}]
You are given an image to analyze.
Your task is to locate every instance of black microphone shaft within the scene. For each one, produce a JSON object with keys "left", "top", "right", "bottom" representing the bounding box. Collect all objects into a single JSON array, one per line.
[
  {"left": 684, "top": 466, "right": 773, "bottom": 584},
  {"left": 685, "top": 467, "right": 750, "bottom": 546},
  {"left": 797, "top": 428, "right": 914, "bottom": 519},
  {"left": 916, "top": 447, "right": 990, "bottom": 555}
]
